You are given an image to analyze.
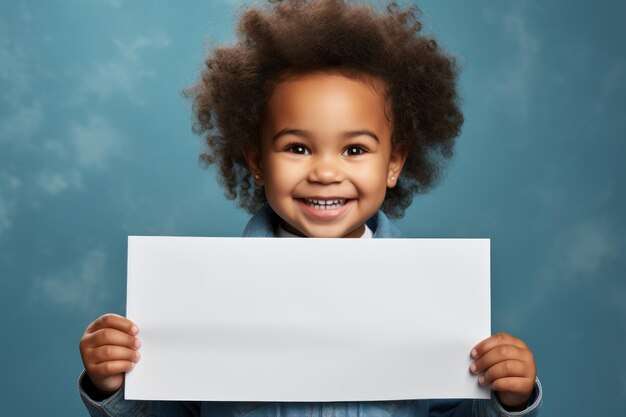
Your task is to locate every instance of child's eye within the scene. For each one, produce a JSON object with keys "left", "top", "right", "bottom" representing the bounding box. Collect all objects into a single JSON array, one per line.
[
  {"left": 342, "top": 145, "right": 368, "bottom": 156},
  {"left": 285, "top": 143, "right": 310, "bottom": 155}
]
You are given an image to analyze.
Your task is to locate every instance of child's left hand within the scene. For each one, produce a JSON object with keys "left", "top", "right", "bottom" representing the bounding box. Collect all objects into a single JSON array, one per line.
[{"left": 470, "top": 333, "right": 537, "bottom": 411}]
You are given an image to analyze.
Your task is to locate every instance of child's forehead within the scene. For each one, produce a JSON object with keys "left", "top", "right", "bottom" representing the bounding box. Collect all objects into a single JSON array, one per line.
[
  {"left": 262, "top": 70, "right": 393, "bottom": 133},
  {"left": 274, "top": 69, "right": 388, "bottom": 95},
  {"left": 260, "top": 70, "right": 393, "bottom": 131}
]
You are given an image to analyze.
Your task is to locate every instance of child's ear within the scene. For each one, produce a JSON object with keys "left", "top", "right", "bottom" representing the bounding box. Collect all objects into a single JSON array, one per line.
[
  {"left": 243, "top": 147, "right": 264, "bottom": 187},
  {"left": 387, "top": 145, "right": 409, "bottom": 188}
]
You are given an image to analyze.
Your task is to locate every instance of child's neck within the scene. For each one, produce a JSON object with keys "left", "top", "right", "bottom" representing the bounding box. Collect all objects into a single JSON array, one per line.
[{"left": 277, "top": 222, "right": 370, "bottom": 238}]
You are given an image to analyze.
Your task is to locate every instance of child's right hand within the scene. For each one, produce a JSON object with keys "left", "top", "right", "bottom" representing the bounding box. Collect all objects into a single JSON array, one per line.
[{"left": 79, "top": 313, "right": 141, "bottom": 395}]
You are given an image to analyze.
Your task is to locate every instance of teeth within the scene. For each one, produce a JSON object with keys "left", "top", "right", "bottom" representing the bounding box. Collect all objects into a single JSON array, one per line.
[{"left": 304, "top": 198, "right": 347, "bottom": 209}]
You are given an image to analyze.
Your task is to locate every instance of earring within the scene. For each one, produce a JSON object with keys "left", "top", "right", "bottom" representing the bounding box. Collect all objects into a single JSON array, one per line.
[
  {"left": 390, "top": 176, "right": 396, "bottom": 181},
  {"left": 254, "top": 174, "right": 260, "bottom": 180}
]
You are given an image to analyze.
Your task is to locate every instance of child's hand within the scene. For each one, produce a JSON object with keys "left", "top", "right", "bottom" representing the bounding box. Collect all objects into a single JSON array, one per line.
[
  {"left": 79, "top": 313, "right": 141, "bottom": 395},
  {"left": 470, "top": 333, "right": 537, "bottom": 410}
]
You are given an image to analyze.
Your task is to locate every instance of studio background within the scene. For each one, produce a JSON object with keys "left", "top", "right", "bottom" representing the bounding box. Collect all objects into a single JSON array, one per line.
[{"left": 0, "top": 0, "right": 623, "bottom": 415}]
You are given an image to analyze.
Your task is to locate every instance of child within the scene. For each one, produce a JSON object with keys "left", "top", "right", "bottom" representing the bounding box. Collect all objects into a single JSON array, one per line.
[{"left": 78, "top": 1, "right": 542, "bottom": 416}]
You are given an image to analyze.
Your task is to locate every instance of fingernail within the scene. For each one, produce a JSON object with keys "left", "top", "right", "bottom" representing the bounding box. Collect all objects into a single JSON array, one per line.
[
  {"left": 131, "top": 325, "right": 139, "bottom": 335},
  {"left": 135, "top": 351, "right": 141, "bottom": 361},
  {"left": 471, "top": 349, "right": 478, "bottom": 358},
  {"left": 479, "top": 376, "right": 485, "bottom": 385},
  {"left": 135, "top": 338, "right": 142, "bottom": 349},
  {"left": 470, "top": 363, "right": 477, "bottom": 373}
]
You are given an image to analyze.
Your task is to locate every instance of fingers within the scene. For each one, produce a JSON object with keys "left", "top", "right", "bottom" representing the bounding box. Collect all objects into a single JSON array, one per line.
[
  {"left": 90, "top": 345, "right": 141, "bottom": 365},
  {"left": 475, "top": 359, "right": 532, "bottom": 386},
  {"left": 81, "top": 313, "right": 141, "bottom": 353},
  {"left": 470, "top": 344, "right": 533, "bottom": 375},
  {"left": 469, "top": 333, "right": 537, "bottom": 408},
  {"left": 86, "top": 360, "right": 136, "bottom": 382},
  {"left": 86, "top": 313, "right": 139, "bottom": 336},
  {"left": 490, "top": 377, "right": 535, "bottom": 395},
  {"left": 85, "top": 328, "right": 141, "bottom": 351},
  {"left": 471, "top": 333, "right": 527, "bottom": 360},
  {"left": 84, "top": 347, "right": 139, "bottom": 383},
  {"left": 79, "top": 313, "right": 142, "bottom": 394}
]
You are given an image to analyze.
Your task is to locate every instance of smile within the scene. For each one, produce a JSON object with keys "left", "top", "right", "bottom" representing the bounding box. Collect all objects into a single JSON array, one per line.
[
  {"left": 297, "top": 197, "right": 354, "bottom": 221},
  {"left": 303, "top": 198, "right": 347, "bottom": 210}
]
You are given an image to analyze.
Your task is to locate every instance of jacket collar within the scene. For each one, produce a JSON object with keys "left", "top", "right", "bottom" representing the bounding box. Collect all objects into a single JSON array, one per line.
[{"left": 242, "top": 204, "right": 401, "bottom": 238}]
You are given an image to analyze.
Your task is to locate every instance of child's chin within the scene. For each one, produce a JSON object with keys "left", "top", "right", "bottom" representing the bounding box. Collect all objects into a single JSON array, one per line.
[
  {"left": 306, "top": 225, "right": 363, "bottom": 239},
  {"left": 297, "top": 226, "right": 342, "bottom": 238}
]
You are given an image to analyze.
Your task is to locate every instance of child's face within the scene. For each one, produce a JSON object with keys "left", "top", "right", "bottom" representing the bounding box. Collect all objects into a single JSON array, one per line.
[{"left": 246, "top": 71, "right": 406, "bottom": 238}]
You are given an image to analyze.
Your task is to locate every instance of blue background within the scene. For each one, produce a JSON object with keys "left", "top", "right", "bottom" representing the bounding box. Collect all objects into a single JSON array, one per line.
[{"left": 0, "top": 1, "right": 624, "bottom": 415}]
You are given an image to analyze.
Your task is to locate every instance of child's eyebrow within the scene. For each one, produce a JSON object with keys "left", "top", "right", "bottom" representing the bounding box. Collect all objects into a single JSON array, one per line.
[{"left": 271, "top": 128, "right": 380, "bottom": 143}]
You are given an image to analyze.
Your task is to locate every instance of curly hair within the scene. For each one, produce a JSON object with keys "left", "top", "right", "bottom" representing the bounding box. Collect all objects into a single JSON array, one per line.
[{"left": 186, "top": 0, "right": 463, "bottom": 218}]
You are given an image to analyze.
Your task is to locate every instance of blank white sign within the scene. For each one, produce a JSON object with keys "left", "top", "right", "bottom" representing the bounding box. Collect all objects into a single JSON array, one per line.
[{"left": 125, "top": 236, "right": 491, "bottom": 401}]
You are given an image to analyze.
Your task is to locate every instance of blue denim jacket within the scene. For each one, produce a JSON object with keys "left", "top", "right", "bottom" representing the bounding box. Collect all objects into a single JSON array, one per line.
[{"left": 79, "top": 206, "right": 542, "bottom": 417}]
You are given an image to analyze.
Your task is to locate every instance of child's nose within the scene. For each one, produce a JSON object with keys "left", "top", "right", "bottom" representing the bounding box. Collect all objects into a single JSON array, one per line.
[{"left": 307, "top": 156, "right": 343, "bottom": 184}]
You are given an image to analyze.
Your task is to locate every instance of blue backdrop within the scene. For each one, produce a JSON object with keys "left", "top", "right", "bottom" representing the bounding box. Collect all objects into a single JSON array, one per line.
[{"left": 0, "top": 1, "right": 624, "bottom": 415}]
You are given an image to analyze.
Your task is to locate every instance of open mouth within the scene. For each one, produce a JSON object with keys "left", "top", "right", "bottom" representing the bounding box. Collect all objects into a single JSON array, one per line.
[{"left": 302, "top": 198, "right": 348, "bottom": 211}]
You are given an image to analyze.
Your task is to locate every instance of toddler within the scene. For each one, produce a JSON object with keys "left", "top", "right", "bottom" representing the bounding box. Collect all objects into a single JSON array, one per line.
[{"left": 78, "top": 1, "right": 542, "bottom": 416}]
